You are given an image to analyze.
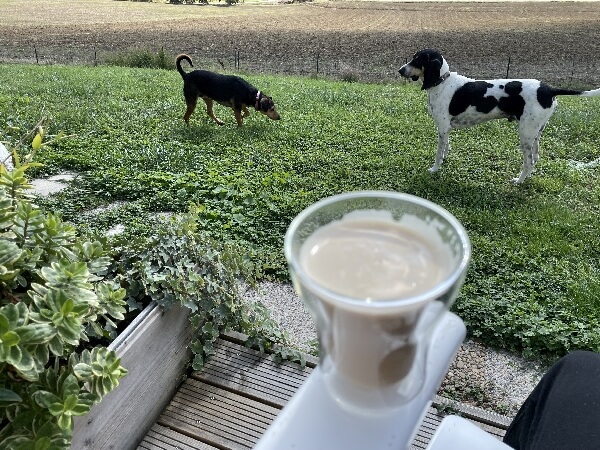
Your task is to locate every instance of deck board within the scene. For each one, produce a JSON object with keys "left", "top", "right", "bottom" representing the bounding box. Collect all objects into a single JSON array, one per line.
[
  {"left": 138, "top": 335, "right": 510, "bottom": 450},
  {"left": 158, "top": 381, "right": 279, "bottom": 449},
  {"left": 191, "top": 339, "right": 313, "bottom": 407},
  {"left": 140, "top": 424, "right": 218, "bottom": 450}
]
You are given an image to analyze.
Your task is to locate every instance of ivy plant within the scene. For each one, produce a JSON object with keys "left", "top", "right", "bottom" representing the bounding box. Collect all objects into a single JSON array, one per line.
[
  {"left": 0, "top": 124, "right": 128, "bottom": 449},
  {"left": 112, "top": 205, "right": 305, "bottom": 370}
]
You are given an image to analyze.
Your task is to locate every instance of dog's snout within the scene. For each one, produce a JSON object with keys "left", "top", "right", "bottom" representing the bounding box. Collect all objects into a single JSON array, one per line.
[
  {"left": 267, "top": 110, "right": 281, "bottom": 121},
  {"left": 399, "top": 64, "right": 412, "bottom": 79}
]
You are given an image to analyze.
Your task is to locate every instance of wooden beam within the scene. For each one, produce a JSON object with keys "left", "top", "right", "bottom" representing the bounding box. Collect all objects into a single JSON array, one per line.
[{"left": 72, "top": 302, "right": 195, "bottom": 450}]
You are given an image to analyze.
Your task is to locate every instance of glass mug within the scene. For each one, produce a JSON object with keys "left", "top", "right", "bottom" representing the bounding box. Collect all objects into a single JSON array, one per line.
[{"left": 284, "top": 191, "right": 470, "bottom": 414}]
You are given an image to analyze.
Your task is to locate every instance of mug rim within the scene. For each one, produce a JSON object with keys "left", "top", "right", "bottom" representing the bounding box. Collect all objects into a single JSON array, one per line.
[{"left": 284, "top": 190, "right": 471, "bottom": 312}]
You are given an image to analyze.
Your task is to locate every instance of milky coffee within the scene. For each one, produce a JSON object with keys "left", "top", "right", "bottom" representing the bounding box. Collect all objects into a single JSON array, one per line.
[{"left": 299, "top": 211, "right": 453, "bottom": 389}]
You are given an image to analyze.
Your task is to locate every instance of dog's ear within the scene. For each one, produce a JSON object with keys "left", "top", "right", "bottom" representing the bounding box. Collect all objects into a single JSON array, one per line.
[
  {"left": 259, "top": 96, "right": 274, "bottom": 112},
  {"left": 421, "top": 56, "right": 443, "bottom": 90}
]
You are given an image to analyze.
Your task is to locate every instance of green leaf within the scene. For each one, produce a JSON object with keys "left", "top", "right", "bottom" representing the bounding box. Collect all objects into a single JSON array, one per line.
[
  {"left": 0, "top": 315, "right": 9, "bottom": 334},
  {"left": 63, "top": 393, "right": 79, "bottom": 411},
  {"left": 201, "top": 322, "right": 218, "bottom": 339},
  {"left": 56, "top": 413, "right": 71, "bottom": 431},
  {"left": 32, "top": 390, "right": 61, "bottom": 409},
  {"left": 34, "top": 437, "right": 52, "bottom": 450},
  {"left": 47, "top": 335, "right": 64, "bottom": 357},
  {"left": 0, "top": 344, "right": 22, "bottom": 366},
  {"left": 60, "top": 298, "right": 74, "bottom": 315},
  {"left": 1, "top": 330, "right": 20, "bottom": 347},
  {"left": 48, "top": 402, "right": 65, "bottom": 416},
  {"left": 32, "top": 133, "right": 42, "bottom": 151},
  {"left": 192, "top": 353, "right": 204, "bottom": 371},
  {"left": 0, "top": 239, "right": 23, "bottom": 266},
  {"left": 202, "top": 341, "right": 215, "bottom": 357},
  {"left": 14, "top": 323, "right": 55, "bottom": 345},
  {"left": 60, "top": 375, "right": 80, "bottom": 399},
  {"left": 0, "top": 388, "right": 22, "bottom": 403},
  {"left": 73, "top": 362, "right": 92, "bottom": 380},
  {"left": 2, "top": 303, "right": 28, "bottom": 328}
]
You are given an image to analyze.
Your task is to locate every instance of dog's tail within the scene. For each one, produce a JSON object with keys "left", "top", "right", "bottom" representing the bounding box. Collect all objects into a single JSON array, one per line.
[
  {"left": 581, "top": 87, "right": 600, "bottom": 97},
  {"left": 551, "top": 87, "right": 600, "bottom": 97},
  {"left": 175, "top": 54, "right": 193, "bottom": 79}
]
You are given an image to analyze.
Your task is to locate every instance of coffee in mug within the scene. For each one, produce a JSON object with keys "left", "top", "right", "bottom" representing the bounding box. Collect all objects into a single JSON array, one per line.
[{"left": 285, "top": 192, "right": 470, "bottom": 413}]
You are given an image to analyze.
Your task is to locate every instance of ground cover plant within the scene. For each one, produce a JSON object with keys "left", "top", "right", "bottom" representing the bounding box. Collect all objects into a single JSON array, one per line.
[{"left": 1, "top": 63, "right": 600, "bottom": 363}]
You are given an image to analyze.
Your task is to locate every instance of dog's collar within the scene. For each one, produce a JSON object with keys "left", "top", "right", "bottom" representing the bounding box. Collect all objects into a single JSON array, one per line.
[
  {"left": 255, "top": 91, "right": 261, "bottom": 109},
  {"left": 428, "top": 71, "right": 451, "bottom": 89}
]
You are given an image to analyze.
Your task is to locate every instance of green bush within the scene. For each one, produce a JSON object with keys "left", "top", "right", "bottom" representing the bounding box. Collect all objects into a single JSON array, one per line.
[
  {"left": 111, "top": 205, "right": 305, "bottom": 369},
  {"left": 0, "top": 130, "right": 128, "bottom": 449},
  {"left": 103, "top": 47, "right": 174, "bottom": 70},
  {"left": 340, "top": 69, "right": 360, "bottom": 83}
]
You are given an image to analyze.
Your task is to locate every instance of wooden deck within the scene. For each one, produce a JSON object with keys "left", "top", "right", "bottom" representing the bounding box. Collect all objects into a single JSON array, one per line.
[{"left": 137, "top": 333, "right": 512, "bottom": 450}]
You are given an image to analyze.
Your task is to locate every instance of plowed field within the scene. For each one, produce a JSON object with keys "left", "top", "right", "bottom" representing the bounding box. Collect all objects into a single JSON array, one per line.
[{"left": 1, "top": 0, "right": 599, "bottom": 84}]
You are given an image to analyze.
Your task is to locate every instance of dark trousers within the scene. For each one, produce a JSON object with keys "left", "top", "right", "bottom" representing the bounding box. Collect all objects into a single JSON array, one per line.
[{"left": 503, "top": 350, "right": 600, "bottom": 450}]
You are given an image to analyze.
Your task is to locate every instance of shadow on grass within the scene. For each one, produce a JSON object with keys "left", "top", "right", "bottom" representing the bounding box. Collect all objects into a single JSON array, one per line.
[
  {"left": 401, "top": 169, "right": 533, "bottom": 213},
  {"left": 176, "top": 119, "right": 275, "bottom": 143}
]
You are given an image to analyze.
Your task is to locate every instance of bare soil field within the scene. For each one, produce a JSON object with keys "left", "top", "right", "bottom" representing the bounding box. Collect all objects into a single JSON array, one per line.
[{"left": 1, "top": 0, "right": 600, "bottom": 84}]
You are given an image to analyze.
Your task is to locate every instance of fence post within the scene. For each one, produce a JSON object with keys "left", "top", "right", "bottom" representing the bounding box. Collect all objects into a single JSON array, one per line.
[
  {"left": 316, "top": 52, "right": 320, "bottom": 75},
  {"left": 34, "top": 46, "right": 39, "bottom": 64},
  {"left": 505, "top": 55, "right": 511, "bottom": 78}
]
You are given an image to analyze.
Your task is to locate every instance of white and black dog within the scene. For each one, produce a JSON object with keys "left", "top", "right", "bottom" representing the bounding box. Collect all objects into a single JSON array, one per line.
[{"left": 399, "top": 48, "right": 600, "bottom": 183}]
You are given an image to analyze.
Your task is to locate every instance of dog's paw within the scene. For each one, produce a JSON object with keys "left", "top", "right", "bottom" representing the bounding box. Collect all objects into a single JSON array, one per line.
[{"left": 427, "top": 166, "right": 440, "bottom": 173}]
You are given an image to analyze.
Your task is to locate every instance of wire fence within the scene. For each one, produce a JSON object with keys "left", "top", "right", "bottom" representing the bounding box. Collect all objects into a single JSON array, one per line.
[{"left": 1, "top": 44, "right": 599, "bottom": 87}]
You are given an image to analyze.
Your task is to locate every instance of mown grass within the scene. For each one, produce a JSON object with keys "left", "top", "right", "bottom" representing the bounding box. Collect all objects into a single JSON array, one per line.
[{"left": 1, "top": 63, "right": 599, "bottom": 358}]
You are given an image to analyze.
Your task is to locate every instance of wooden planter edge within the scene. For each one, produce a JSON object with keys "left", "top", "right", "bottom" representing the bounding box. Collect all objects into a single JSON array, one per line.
[{"left": 72, "top": 302, "right": 195, "bottom": 450}]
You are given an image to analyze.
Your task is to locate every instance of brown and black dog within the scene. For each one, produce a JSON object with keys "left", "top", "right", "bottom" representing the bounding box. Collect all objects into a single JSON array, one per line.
[{"left": 176, "top": 54, "right": 280, "bottom": 126}]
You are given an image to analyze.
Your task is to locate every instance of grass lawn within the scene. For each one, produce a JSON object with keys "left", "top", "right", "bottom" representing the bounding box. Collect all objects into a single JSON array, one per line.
[{"left": 1, "top": 63, "right": 599, "bottom": 358}]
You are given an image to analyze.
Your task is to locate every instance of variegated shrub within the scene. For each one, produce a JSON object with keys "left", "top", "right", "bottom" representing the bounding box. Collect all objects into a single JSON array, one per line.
[{"left": 0, "top": 127, "right": 128, "bottom": 449}]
